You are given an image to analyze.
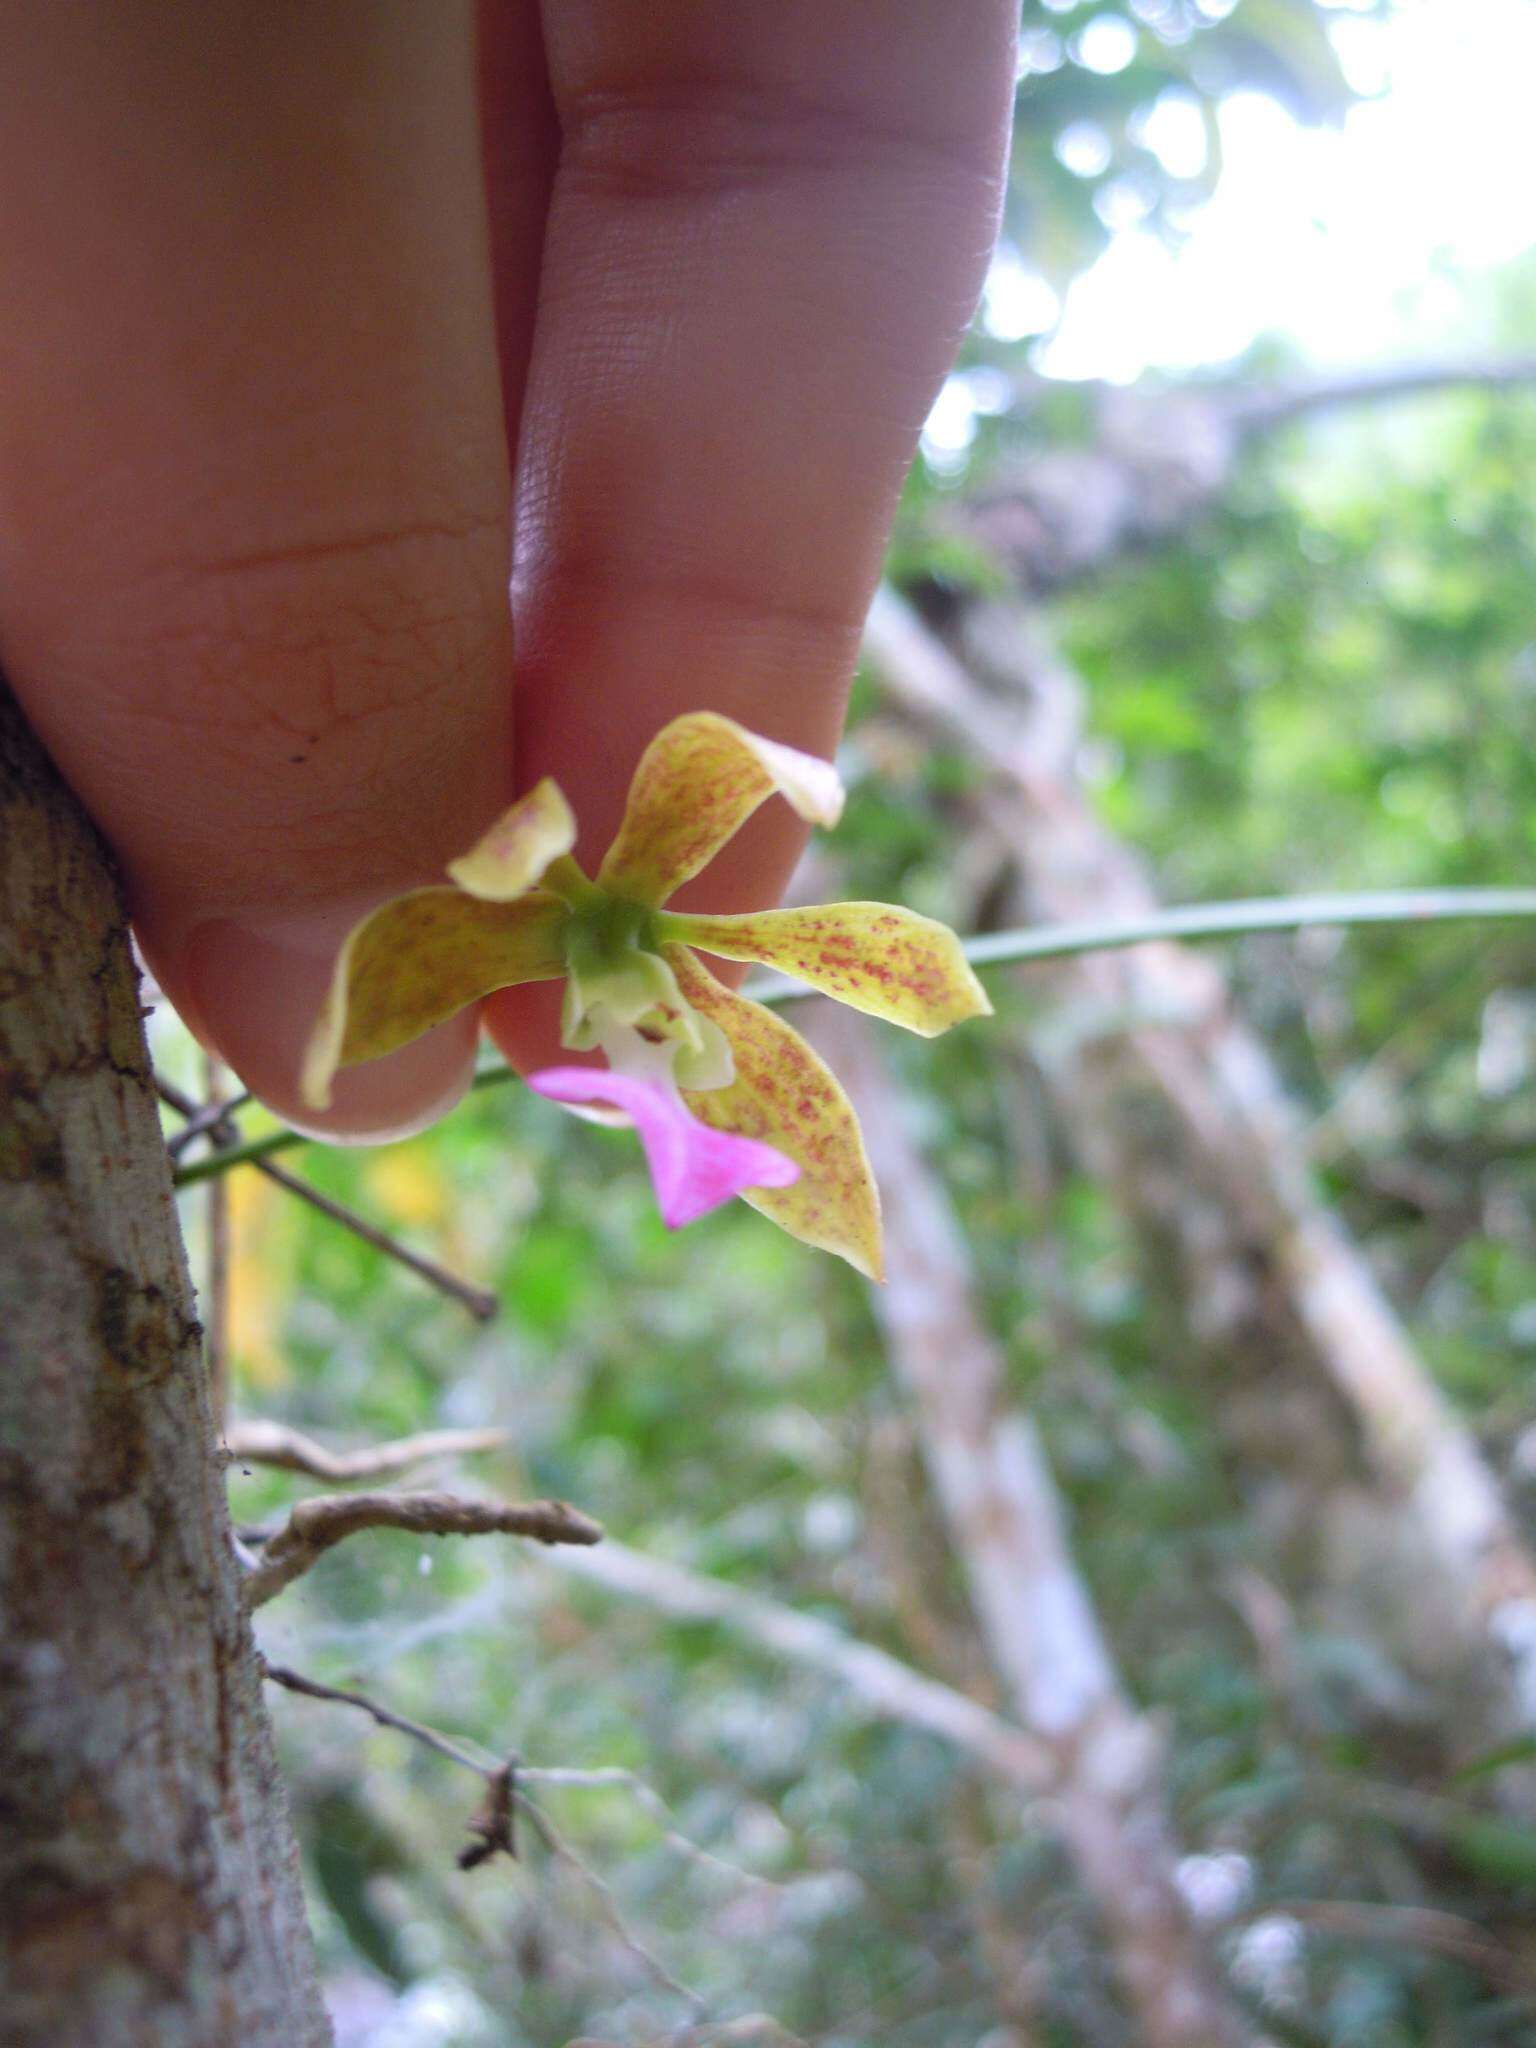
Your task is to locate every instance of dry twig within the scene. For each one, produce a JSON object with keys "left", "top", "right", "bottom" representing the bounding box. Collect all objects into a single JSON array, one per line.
[
  {"left": 519, "top": 1766, "right": 781, "bottom": 1894},
  {"left": 156, "top": 1074, "right": 498, "bottom": 1320},
  {"left": 547, "top": 1539, "right": 1052, "bottom": 1790},
  {"left": 244, "top": 1489, "right": 601, "bottom": 1607},
  {"left": 223, "top": 1417, "right": 509, "bottom": 1483},
  {"left": 166, "top": 1086, "right": 252, "bottom": 1158},
  {"left": 262, "top": 1658, "right": 704, "bottom": 2012},
  {"left": 202, "top": 1055, "right": 232, "bottom": 1422},
  {"left": 262, "top": 1659, "right": 493, "bottom": 1772},
  {"left": 263, "top": 1661, "right": 768, "bottom": 1894},
  {"left": 511, "top": 1785, "right": 706, "bottom": 2012},
  {"left": 249, "top": 1157, "right": 497, "bottom": 1321},
  {"left": 459, "top": 1761, "right": 517, "bottom": 1869},
  {"left": 1268, "top": 1899, "right": 1536, "bottom": 2002}
]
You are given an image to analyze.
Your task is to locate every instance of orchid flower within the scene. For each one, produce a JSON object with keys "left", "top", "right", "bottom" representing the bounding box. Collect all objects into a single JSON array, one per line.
[{"left": 301, "top": 713, "right": 990, "bottom": 1279}]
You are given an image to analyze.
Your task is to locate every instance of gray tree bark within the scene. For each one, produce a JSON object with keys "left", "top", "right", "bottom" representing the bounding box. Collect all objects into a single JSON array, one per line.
[{"left": 0, "top": 683, "right": 329, "bottom": 2045}]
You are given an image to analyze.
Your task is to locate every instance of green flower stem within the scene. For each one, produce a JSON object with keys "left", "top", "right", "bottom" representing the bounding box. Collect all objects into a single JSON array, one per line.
[
  {"left": 956, "top": 886, "right": 1536, "bottom": 966},
  {"left": 540, "top": 855, "right": 604, "bottom": 910},
  {"left": 174, "top": 1125, "right": 309, "bottom": 1186},
  {"left": 169, "top": 885, "right": 1536, "bottom": 1188}
]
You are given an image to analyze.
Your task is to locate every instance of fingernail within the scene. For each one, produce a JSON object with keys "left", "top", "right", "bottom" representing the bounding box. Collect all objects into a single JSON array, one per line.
[{"left": 184, "top": 904, "right": 478, "bottom": 1141}]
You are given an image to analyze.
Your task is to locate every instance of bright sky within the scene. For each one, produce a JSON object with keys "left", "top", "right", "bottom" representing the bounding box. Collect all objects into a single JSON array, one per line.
[{"left": 963, "top": 0, "right": 1536, "bottom": 410}]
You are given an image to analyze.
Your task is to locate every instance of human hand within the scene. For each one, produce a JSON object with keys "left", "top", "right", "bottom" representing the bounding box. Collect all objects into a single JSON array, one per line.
[{"left": 0, "top": 1, "right": 1014, "bottom": 1137}]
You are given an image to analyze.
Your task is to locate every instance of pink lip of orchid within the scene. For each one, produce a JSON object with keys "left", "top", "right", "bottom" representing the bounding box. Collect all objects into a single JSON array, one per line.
[
  {"left": 299, "top": 710, "right": 992, "bottom": 1278},
  {"left": 524, "top": 1065, "right": 799, "bottom": 1231}
]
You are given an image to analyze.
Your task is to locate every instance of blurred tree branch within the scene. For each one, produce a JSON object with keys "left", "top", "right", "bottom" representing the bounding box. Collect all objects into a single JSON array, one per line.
[
  {"left": 863, "top": 580, "right": 1536, "bottom": 1770},
  {"left": 158, "top": 1074, "right": 498, "bottom": 1319},
  {"left": 264, "top": 1659, "right": 705, "bottom": 2012},
  {"left": 1228, "top": 355, "right": 1536, "bottom": 432},
  {"left": 243, "top": 1490, "right": 601, "bottom": 1608},
  {"left": 816, "top": 997, "right": 1251, "bottom": 2048},
  {"left": 958, "top": 356, "right": 1536, "bottom": 597},
  {"left": 546, "top": 1539, "right": 1053, "bottom": 1792},
  {"left": 1266, "top": 1899, "right": 1536, "bottom": 2003},
  {"left": 263, "top": 1658, "right": 493, "bottom": 1775},
  {"left": 224, "top": 1418, "right": 509, "bottom": 1483}
]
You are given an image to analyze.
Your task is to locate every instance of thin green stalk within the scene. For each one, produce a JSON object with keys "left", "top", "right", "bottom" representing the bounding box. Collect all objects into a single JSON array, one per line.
[
  {"left": 174, "top": 1125, "right": 309, "bottom": 1185},
  {"left": 958, "top": 886, "right": 1536, "bottom": 967},
  {"left": 169, "top": 885, "right": 1536, "bottom": 1188}
]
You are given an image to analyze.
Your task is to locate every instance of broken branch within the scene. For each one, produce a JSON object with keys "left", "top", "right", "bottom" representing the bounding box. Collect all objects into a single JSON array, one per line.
[{"left": 261, "top": 1657, "right": 702, "bottom": 2011}]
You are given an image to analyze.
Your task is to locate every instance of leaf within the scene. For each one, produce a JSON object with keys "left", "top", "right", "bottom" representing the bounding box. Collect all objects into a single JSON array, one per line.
[
  {"left": 1453, "top": 1735, "right": 1536, "bottom": 1785},
  {"left": 1445, "top": 1815, "right": 1536, "bottom": 1890}
]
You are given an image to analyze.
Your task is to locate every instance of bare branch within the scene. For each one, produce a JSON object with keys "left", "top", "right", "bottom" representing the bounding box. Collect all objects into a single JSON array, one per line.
[
  {"left": 520, "top": 1765, "right": 780, "bottom": 1895},
  {"left": 511, "top": 1786, "right": 707, "bottom": 2014},
  {"left": 1229, "top": 355, "right": 1536, "bottom": 435},
  {"left": 156, "top": 1073, "right": 245, "bottom": 1151},
  {"left": 156, "top": 1074, "right": 498, "bottom": 1321},
  {"left": 262, "top": 1658, "right": 493, "bottom": 1774},
  {"left": 955, "top": 356, "right": 1536, "bottom": 597},
  {"left": 223, "top": 1418, "right": 509, "bottom": 1484},
  {"left": 250, "top": 1157, "right": 498, "bottom": 1321},
  {"left": 546, "top": 1540, "right": 1052, "bottom": 1793},
  {"left": 264, "top": 1656, "right": 771, "bottom": 1900},
  {"left": 202, "top": 1055, "right": 231, "bottom": 1424},
  {"left": 1267, "top": 1899, "right": 1536, "bottom": 2002},
  {"left": 865, "top": 586, "right": 1536, "bottom": 1754},
  {"left": 262, "top": 1659, "right": 704, "bottom": 2011},
  {"left": 816, "top": 997, "right": 1247, "bottom": 2048},
  {"left": 165, "top": 1086, "right": 253, "bottom": 1158},
  {"left": 993, "top": 357, "right": 1536, "bottom": 434},
  {"left": 244, "top": 1490, "right": 602, "bottom": 1607},
  {"left": 261, "top": 1658, "right": 693, "bottom": 2006}
]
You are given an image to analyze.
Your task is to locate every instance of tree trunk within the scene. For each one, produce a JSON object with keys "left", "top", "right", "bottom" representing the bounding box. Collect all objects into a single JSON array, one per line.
[
  {"left": 863, "top": 587, "right": 1536, "bottom": 1750},
  {"left": 812, "top": 1005, "right": 1253, "bottom": 2048},
  {"left": 0, "top": 684, "right": 328, "bottom": 2045}
]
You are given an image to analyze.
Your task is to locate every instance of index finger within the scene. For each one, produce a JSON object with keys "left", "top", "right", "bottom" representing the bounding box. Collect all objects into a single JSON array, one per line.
[{"left": 486, "top": 0, "right": 1015, "bottom": 1068}]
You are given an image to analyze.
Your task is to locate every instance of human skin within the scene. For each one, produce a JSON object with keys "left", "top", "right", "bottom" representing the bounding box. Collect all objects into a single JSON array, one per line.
[{"left": 0, "top": 1, "right": 1015, "bottom": 1137}]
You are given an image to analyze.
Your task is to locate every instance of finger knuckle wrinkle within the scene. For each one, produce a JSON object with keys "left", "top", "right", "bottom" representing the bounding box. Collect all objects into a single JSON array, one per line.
[
  {"left": 119, "top": 519, "right": 505, "bottom": 744},
  {"left": 546, "top": 551, "right": 864, "bottom": 649},
  {"left": 563, "top": 80, "right": 994, "bottom": 209},
  {"left": 176, "top": 510, "right": 506, "bottom": 591}
]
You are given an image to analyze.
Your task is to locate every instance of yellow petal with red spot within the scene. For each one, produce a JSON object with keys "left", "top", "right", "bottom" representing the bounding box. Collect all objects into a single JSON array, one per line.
[
  {"left": 670, "top": 902, "right": 991, "bottom": 1037},
  {"left": 302, "top": 889, "right": 568, "bottom": 1110},
  {"left": 446, "top": 779, "right": 576, "bottom": 901},
  {"left": 667, "top": 945, "right": 883, "bottom": 1280},
  {"left": 598, "top": 712, "right": 844, "bottom": 907}
]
